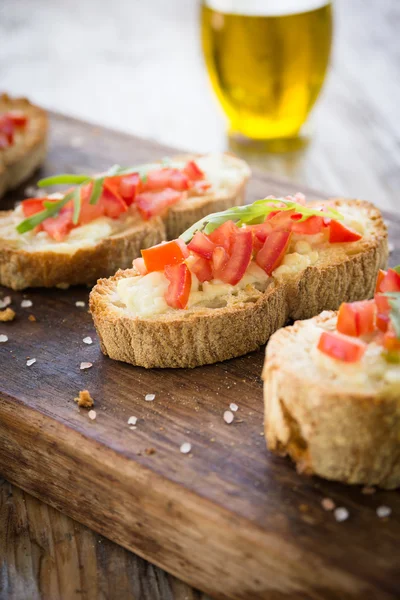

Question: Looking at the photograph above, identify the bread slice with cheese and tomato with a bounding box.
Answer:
[90,195,388,369]
[0,93,48,199]
[263,267,400,489]
[0,153,250,289]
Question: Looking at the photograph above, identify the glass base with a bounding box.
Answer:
[228,131,311,154]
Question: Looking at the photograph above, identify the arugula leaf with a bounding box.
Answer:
[179,198,344,243]
[38,174,90,187]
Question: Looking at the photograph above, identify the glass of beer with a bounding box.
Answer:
[201,0,333,152]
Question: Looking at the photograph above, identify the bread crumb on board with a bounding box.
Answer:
[74,390,94,408]
[0,308,16,322]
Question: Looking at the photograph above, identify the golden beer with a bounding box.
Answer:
[201,0,333,148]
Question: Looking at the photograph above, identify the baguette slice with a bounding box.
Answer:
[0,153,249,290]
[90,199,388,369]
[163,153,250,239]
[0,94,48,199]
[262,311,400,489]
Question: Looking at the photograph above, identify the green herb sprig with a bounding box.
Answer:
[16,160,172,235]
[179,198,344,243]
[384,291,400,338]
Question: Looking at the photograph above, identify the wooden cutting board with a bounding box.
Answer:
[1,112,400,600]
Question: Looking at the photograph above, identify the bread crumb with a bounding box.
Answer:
[361,486,376,495]
[127,416,137,426]
[83,336,93,345]
[0,308,15,322]
[88,410,97,420]
[145,393,155,402]
[321,498,336,511]
[75,301,86,307]
[74,390,94,408]
[28,314,37,322]
[229,403,238,412]
[0,296,12,309]
[0,334,9,343]
[223,410,234,424]
[80,362,93,370]
[145,447,156,455]
[376,505,391,518]
[26,358,36,366]
[180,442,192,454]
[334,507,349,522]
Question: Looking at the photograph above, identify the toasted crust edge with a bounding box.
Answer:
[262,313,400,489]
[0,216,165,290]
[0,94,48,198]
[90,199,388,369]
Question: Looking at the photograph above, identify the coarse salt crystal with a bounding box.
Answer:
[0,334,8,343]
[230,403,238,412]
[26,358,36,366]
[334,507,349,522]
[83,336,93,345]
[75,301,86,307]
[321,498,336,511]
[21,300,33,308]
[128,416,138,426]
[88,410,97,420]
[0,296,11,309]
[145,393,155,402]
[223,410,234,424]
[376,505,391,518]
[180,442,192,454]
[80,362,93,370]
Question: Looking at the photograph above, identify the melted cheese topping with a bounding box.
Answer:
[117,262,268,317]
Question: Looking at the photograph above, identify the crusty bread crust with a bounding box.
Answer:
[164,153,249,239]
[0,215,165,290]
[0,94,48,199]
[90,199,388,369]
[262,312,400,489]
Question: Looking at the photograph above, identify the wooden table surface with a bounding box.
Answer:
[1,1,399,599]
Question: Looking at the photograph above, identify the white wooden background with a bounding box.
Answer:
[1,0,399,211]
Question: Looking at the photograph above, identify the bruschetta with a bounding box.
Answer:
[0,94,48,199]
[263,267,400,489]
[0,153,249,289]
[90,196,388,368]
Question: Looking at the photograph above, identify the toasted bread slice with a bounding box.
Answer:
[262,311,400,489]
[163,153,250,239]
[90,199,388,369]
[0,208,165,289]
[0,94,48,199]
[0,153,249,290]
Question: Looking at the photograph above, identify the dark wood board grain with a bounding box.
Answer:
[1,112,400,600]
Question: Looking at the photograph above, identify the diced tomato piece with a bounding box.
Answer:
[0,115,14,143]
[337,300,376,337]
[377,312,390,333]
[256,231,292,275]
[136,189,182,219]
[144,169,174,191]
[187,231,216,260]
[212,246,229,275]
[164,263,192,309]
[168,170,190,191]
[41,208,74,242]
[141,239,188,273]
[216,229,253,285]
[208,220,238,252]
[76,182,104,224]
[267,209,296,232]
[21,197,47,217]
[183,160,204,181]
[383,330,400,352]
[132,257,148,276]
[119,173,140,204]
[379,268,400,293]
[317,331,366,363]
[6,110,28,127]
[375,293,390,315]
[291,215,324,235]
[329,220,362,243]
[249,221,273,244]
[190,256,213,282]
[375,269,387,293]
